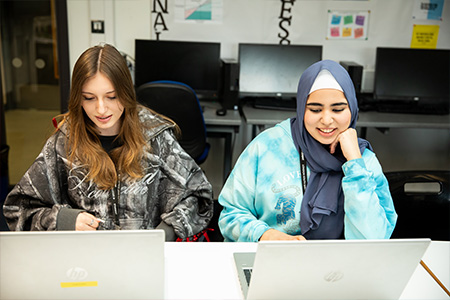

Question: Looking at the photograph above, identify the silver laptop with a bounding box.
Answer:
[234,239,431,300]
[0,230,165,300]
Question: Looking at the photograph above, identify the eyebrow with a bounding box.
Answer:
[306,102,348,107]
[81,90,115,95]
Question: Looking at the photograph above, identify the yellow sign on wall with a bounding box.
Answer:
[411,25,440,49]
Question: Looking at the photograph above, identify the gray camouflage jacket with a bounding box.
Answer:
[3,107,213,239]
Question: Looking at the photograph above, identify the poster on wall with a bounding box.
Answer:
[174,0,223,23]
[326,10,370,40]
[412,0,444,20]
[411,24,440,48]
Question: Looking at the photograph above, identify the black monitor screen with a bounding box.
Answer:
[374,47,450,102]
[134,39,221,99]
[238,44,322,98]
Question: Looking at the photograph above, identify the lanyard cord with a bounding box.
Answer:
[299,149,308,195]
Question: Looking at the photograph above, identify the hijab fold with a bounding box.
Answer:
[290,60,372,239]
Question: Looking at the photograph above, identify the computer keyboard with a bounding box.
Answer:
[358,93,450,115]
[377,102,450,115]
[252,97,297,111]
[243,267,253,285]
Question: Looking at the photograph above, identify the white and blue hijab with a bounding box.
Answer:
[290,60,372,239]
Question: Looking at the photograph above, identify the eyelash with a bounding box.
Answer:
[82,96,117,101]
[308,108,345,113]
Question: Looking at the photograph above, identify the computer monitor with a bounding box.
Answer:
[374,47,450,114]
[134,39,221,100]
[238,43,323,99]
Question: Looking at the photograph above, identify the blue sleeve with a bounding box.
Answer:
[342,150,397,239]
[218,141,271,242]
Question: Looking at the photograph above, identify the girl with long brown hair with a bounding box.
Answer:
[4,44,213,240]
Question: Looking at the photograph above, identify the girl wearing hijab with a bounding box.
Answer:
[3,44,213,240]
[218,60,397,241]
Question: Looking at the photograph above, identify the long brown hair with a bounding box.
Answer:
[59,44,155,190]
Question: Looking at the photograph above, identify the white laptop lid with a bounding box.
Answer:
[236,239,431,300]
[0,230,165,300]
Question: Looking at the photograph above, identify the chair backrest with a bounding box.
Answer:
[136,81,209,164]
[385,171,450,241]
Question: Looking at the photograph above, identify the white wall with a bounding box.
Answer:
[67,0,152,69]
[67,0,450,91]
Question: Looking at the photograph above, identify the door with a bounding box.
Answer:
[0,0,69,202]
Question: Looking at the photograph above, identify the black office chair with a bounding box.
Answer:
[136,80,210,165]
[207,200,224,242]
[385,171,450,241]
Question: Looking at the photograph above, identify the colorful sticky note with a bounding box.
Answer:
[331,15,341,25]
[343,15,353,25]
[342,27,352,37]
[411,24,440,49]
[355,15,365,26]
[355,28,364,39]
[330,27,340,37]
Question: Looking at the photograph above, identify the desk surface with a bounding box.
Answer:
[201,101,242,127]
[164,241,450,300]
[242,104,450,129]
[242,104,295,126]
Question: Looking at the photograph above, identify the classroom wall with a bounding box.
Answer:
[66,0,450,185]
[67,0,450,91]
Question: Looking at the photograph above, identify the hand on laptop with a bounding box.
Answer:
[259,229,306,241]
[76,212,101,231]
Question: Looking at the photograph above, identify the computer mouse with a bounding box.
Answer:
[216,108,227,116]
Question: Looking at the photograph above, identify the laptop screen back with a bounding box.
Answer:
[0,230,165,300]
[235,239,430,300]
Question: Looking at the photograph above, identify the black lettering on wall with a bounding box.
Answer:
[152,0,169,40]
[278,0,295,45]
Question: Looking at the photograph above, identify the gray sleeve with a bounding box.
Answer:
[3,132,71,231]
[155,130,214,239]
[56,207,85,230]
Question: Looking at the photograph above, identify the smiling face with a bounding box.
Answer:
[81,72,124,136]
[303,89,351,145]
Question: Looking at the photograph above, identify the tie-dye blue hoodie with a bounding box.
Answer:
[218,119,397,242]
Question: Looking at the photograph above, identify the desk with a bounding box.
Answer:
[201,101,242,181]
[357,111,450,129]
[242,104,450,138]
[357,111,450,138]
[164,241,450,299]
[242,104,295,127]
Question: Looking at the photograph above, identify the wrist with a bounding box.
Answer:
[259,229,276,241]
[346,152,362,161]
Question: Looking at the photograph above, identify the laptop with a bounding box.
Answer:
[0,230,165,300]
[234,239,431,300]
